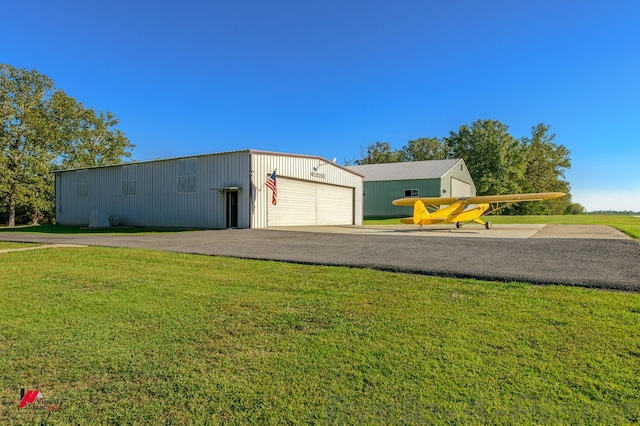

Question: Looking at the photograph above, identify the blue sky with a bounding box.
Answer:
[3,0,639,211]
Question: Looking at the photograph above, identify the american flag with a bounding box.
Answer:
[266,170,277,205]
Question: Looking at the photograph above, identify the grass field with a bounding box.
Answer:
[365,215,640,239]
[0,224,191,236]
[0,242,39,250]
[1,247,639,424]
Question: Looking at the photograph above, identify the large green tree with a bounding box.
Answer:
[401,137,447,161]
[1,64,134,226]
[444,119,526,196]
[1,65,60,226]
[57,103,133,169]
[516,123,572,214]
[356,141,403,164]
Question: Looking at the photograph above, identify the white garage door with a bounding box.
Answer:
[451,177,472,197]
[268,178,354,226]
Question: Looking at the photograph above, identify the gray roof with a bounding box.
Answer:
[347,159,462,181]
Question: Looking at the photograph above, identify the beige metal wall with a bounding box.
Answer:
[55,151,251,228]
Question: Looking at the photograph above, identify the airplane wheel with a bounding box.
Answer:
[485,221,492,230]
[455,222,462,229]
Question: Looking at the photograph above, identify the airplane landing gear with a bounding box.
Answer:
[455,222,463,229]
[485,221,492,230]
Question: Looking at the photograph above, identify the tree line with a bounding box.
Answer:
[355,119,583,215]
[1,64,133,226]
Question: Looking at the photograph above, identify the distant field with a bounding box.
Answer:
[1,247,639,424]
[364,215,640,239]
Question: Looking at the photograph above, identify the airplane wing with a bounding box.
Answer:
[392,197,459,206]
[392,192,565,207]
[462,192,566,204]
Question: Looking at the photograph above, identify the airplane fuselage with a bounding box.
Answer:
[400,201,490,225]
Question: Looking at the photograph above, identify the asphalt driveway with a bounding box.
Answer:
[1,224,638,292]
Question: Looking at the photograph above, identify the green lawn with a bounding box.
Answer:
[1,247,639,424]
[0,224,191,235]
[0,242,39,250]
[365,215,640,239]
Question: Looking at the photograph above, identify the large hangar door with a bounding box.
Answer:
[316,184,353,225]
[451,177,472,197]
[269,178,316,226]
[267,178,354,227]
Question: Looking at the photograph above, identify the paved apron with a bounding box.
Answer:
[1,225,638,292]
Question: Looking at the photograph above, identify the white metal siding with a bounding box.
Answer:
[267,178,353,226]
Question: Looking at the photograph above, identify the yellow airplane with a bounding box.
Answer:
[392,192,566,230]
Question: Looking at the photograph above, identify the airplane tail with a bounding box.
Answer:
[412,200,430,224]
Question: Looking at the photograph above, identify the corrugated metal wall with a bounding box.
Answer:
[55,150,363,229]
[56,151,251,228]
[363,179,441,217]
[250,151,363,228]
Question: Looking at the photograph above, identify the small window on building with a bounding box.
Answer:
[404,189,419,198]
[76,170,88,198]
[122,165,137,196]
[178,158,197,193]
[363,190,367,199]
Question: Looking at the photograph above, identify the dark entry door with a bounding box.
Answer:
[226,191,238,228]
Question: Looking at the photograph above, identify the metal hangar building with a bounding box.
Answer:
[54,150,364,229]
[347,159,476,218]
